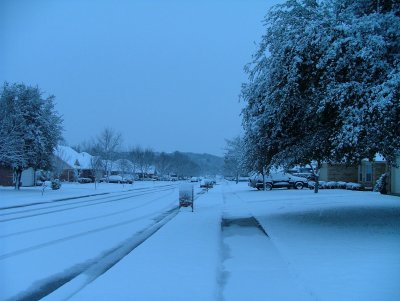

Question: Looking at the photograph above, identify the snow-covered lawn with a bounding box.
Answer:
[1,181,399,300]
[223,183,400,301]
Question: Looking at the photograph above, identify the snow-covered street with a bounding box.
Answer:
[0,182,182,300]
[1,181,399,301]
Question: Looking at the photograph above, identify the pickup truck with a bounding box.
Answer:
[248,172,308,190]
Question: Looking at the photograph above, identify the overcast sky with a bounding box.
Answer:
[0,0,283,156]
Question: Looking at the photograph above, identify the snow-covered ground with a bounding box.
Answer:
[0,182,163,209]
[1,181,399,300]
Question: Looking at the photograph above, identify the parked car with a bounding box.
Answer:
[200,179,214,189]
[108,175,127,184]
[291,172,315,181]
[190,177,199,182]
[169,174,178,181]
[248,172,308,190]
[123,175,134,184]
[78,177,92,184]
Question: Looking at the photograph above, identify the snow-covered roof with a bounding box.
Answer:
[54,145,93,169]
[373,154,385,162]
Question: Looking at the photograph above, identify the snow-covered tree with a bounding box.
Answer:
[90,155,103,189]
[155,152,173,177]
[223,136,248,183]
[129,146,155,179]
[241,0,400,192]
[95,127,122,178]
[169,151,200,177]
[0,82,63,189]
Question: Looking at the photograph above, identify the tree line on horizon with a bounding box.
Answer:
[71,128,209,181]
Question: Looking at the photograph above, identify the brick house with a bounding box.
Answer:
[319,156,387,190]
[358,158,386,190]
[0,166,35,187]
[390,155,400,195]
[53,145,94,181]
[319,163,358,183]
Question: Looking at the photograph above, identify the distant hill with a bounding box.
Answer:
[184,152,224,176]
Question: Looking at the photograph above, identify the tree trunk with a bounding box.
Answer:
[14,167,22,190]
[314,161,321,194]
[262,167,266,191]
[385,159,392,194]
[314,173,319,194]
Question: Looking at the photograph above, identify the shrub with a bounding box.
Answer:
[374,173,387,194]
[51,179,61,190]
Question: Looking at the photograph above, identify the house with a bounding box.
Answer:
[319,163,358,183]
[319,155,387,190]
[390,155,400,195]
[358,157,386,190]
[136,165,157,180]
[0,166,35,187]
[53,145,94,181]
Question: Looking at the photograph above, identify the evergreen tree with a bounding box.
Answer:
[0,83,63,189]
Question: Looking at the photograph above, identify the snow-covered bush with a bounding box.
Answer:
[326,181,338,189]
[374,173,387,194]
[337,181,347,189]
[346,182,364,191]
[51,179,61,190]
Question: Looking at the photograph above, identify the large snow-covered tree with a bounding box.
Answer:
[241,0,400,190]
[0,83,63,189]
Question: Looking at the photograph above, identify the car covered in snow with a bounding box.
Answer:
[78,177,92,184]
[248,172,308,190]
[200,179,214,189]
[107,175,127,184]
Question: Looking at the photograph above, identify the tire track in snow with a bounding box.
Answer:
[0,186,175,223]
[7,207,180,301]
[0,202,178,261]
[0,189,176,239]
[0,184,175,217]
[0,184,175,212]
